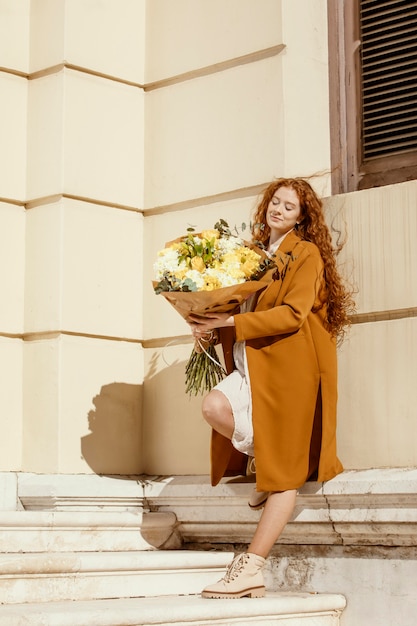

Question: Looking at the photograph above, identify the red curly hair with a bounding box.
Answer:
[252,178,355,342]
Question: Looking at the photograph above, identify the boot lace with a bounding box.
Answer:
[223,553,249,583]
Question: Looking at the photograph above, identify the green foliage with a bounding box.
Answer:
[154,273,197,294]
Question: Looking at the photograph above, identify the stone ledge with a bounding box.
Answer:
[16,473,145,511]
[1,469,416,547]
[144,469,417,546]
[0,510,179,552]
[0,473,19,511]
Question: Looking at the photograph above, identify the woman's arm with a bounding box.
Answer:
[188,246,324,340]
[235,250,324,341]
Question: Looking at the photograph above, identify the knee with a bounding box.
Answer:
[202,390,228,427]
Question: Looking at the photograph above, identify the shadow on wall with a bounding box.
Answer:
[81,382,143,475]
[141,349,213,476]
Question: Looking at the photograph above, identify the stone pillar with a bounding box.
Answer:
[0,0,146,474]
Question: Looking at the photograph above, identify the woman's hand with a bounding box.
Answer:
[188,312,235,339]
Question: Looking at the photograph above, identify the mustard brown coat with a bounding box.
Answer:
[211,230,343,491]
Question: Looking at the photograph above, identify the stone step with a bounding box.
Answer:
[0,510,179,552]
[0,592,347,626]
[0,550,234,604]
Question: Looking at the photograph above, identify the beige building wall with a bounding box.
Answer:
[331,182,417,469]
[0,0,416,478]
[0,0,145,474]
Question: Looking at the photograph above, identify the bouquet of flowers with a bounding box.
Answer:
[153,220,274,395]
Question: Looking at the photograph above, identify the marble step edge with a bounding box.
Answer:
[0,550,235,605]
[0,549,233,575]
[0,592,347,626]
[0,510,167,526]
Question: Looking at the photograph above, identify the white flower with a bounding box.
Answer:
[183,269,205,290]
[153,248,184,279]
[217,235,243,256]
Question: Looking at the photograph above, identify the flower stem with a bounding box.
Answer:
[185,346,225,396]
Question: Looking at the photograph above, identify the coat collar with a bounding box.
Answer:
[274,229,302,255]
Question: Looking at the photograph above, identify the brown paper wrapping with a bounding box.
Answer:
[154,279,269,321]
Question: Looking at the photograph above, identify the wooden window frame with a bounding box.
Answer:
[328,0,417,194]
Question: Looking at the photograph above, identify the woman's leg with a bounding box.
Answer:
[201,391,297,597]
[248,490,297,558]
[203,390,296,558]
[202,389,234,440]
[202,490,297,598]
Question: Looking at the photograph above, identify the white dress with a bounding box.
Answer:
[214,296,256,455]
[213,232,291,456]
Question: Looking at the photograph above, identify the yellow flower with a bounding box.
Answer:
[203,275,222,291]
[200,229,219,242]
[191,256,206,272]
[222,251,239,264]
[227,266,245,280]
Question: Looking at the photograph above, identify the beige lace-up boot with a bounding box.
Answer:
[201,552,266,599]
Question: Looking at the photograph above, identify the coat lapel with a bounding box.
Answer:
[256,230,302,308]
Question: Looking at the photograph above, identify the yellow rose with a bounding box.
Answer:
[191,256,206,272]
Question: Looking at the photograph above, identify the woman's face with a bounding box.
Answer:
[266,186,302,241]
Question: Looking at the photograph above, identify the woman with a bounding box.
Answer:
[188,177,354,599]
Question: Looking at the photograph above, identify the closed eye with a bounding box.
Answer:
[272,197,296,211]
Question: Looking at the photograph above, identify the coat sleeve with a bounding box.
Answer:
[234,246,324,341]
